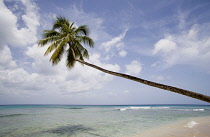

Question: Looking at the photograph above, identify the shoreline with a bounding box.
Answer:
[133,116,210,137]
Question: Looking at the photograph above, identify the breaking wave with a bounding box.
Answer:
[117,107,206,112]
[118,106,170,111]
[184,121,199,128]
[174,109,205,112]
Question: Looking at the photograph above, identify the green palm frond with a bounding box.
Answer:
[38,16,94,67]
[75,25,90,36]
[38,36,61,47]
[66,47,76,69]
[77,36,94,48]
[73,45,84,59]
[74,41,89,59]
[50,38,68,65]
[83,48,89,59]
[44,39,62,55]
[69,22,75,29]
[53,16,70,30]
[43,30,60,38]
[61,24,70,34]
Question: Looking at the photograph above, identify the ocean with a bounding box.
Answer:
[0,105,210,137]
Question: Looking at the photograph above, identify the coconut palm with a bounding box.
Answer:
[38,16,210,103]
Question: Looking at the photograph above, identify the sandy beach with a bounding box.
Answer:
[133,116,210,137]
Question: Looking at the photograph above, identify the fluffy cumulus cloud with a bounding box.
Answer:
[0,43,121,96]
[0,68,40,96]
[26,45,120,94]
[125,60,142,75]
[153,24,210,69]
[0,0,41,96]
[0,0,39,47]
[0,45,17,69]
[153,39,177,55]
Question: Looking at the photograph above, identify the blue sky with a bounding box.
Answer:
[0,0,210,105]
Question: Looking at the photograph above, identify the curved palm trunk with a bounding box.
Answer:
[76,59,210,103]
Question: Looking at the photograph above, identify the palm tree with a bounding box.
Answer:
[38,16,210,103]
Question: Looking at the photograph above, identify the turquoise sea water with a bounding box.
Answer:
[0,105,210,137]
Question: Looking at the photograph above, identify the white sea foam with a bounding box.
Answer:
[130,107,152,110]
[119,108,127,111]
[118,107,206,112]
[193,109,205,111]
[119,107,151,111]
[170,108,205,112]
[184,121,199,128]
[119,106,170,111]
[152,107,170,109]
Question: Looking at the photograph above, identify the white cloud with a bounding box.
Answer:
[101,29,128,52]
[26,44,57,75]
[119,50,127,57]
[0,0,39,47]
[0,45,17,69]
[26,44,119,94]
[0,68,38,96]
[0,44,121,96]
[125,60,142,75]
[0,1,42,96]
[153,39,177,55]
[153,24,210,69]
[21,0,40,34]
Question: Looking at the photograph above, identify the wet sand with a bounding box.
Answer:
[133,116,210,137]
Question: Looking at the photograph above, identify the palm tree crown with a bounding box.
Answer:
[38,16,94,68]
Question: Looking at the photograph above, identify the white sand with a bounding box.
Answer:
[133,116,210,137]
